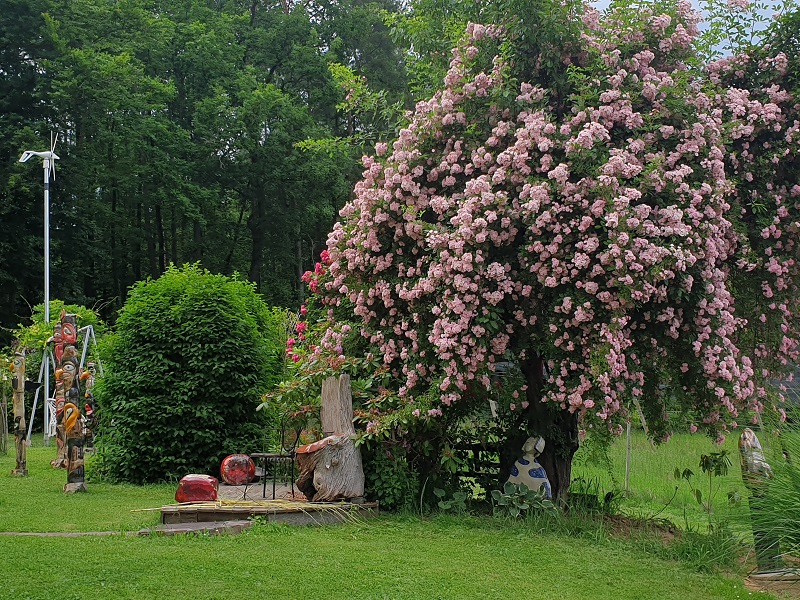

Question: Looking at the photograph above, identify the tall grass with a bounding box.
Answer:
[572,429,749,530]
[747,425,800,559]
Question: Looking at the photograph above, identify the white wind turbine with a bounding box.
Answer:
[19,133,59,446]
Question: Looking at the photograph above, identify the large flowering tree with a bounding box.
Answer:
[294,0,800,500]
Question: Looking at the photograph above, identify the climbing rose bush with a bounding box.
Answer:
[303,1,799,451]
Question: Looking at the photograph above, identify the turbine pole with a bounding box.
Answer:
[18,138,59,446]
[42,154,51,446]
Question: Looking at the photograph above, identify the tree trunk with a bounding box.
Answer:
[296,234,303,305]
[295,375,364,501]
[144,206,157,276]
[499,354,579,503]
[134,201,142,281]
[155,204,166,274]
[170,206,178,266]
[193,220,203,261]
[247,189,266,290]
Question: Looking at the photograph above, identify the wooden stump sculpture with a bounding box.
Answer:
[739,427,783,572]
[295,374,365,501]
[10,352,28,476]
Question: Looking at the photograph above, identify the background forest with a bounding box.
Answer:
[0,0,416,344]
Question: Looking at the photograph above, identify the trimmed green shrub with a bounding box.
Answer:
[94,264,286,483]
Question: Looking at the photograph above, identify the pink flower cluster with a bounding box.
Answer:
[309,5,799,436]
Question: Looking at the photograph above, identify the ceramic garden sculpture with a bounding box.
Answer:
[507,436,552,499]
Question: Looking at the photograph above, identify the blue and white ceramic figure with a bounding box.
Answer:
[507,436,552,499]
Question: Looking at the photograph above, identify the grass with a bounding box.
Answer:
[0,435,771,600]
[0,438,174,532]
[572,429,750,530]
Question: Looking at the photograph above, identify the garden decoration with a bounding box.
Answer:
[220,454,256,486]
[63,401,87,493]
[739,428,783,572]
[296,374,365,501]
[80,362,98,449]
[506,436,552,499]
[10,352,29,476]
[49,310,87,494]
[176,474,219,502]
[1,370,7,456]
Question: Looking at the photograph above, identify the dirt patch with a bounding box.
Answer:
[603,514,678,543]
[744,573,800,598]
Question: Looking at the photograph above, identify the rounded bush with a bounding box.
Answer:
[94,264,285,484]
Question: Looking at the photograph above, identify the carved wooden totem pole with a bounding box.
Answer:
[295,374,365,501]
[49,310,87,492]
[10,352,28,476]
[80,362,98,449]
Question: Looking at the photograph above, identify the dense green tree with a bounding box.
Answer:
[1,0,408,336]
[0,0,55,345]
[94,264,286,483]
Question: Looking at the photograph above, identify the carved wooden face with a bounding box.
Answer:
[62,345,78,363]
[82,362,96,392]
[62,321,77,345]
[12,353,24,377]
[61,362,76,389]
[63,403,81,434]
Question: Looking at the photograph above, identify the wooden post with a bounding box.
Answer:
[295,374,364,501]
[625,420,631,494]
[1,376,8,456]
[10,353,28,476]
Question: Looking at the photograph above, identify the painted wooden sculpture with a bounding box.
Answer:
[48,310,88,492]
[295,374,365,501]
[739,427,783,572]
[507,436,552,499]
[10,352,28,476]
[80,361,98,449]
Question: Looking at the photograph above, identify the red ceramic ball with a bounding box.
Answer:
[220,454,256,485]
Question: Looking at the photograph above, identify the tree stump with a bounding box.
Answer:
[295,375,364,501]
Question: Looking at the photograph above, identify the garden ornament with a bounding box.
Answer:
[295,375,364,501]
[49,310,88,492]
[739,428,783,572]
[507,436,552,499]
[10,352,28,476]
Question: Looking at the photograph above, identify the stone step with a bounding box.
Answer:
[138,520,252,537]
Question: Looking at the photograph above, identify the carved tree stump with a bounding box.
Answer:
[295,375,364,501]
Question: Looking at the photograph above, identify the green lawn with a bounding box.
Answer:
[0,436,766,600]
[573,429,751,530]
[0,441,174,532]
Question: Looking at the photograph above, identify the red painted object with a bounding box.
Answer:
[175,474,218,503]
[220,454,256,485]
